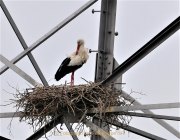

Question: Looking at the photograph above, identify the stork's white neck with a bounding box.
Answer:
[68,44,89,66]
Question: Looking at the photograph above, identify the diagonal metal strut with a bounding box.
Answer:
[116,112,180,121]
[121,90,180,138]
[104,118,166,140]
[26,115,63,140]
[0,55,39,87]
[0,0,48,86]
[101,16,180,85]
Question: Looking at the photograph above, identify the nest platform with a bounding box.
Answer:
[15,82,131,132]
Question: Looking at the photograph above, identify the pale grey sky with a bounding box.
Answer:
[0,0,179,140]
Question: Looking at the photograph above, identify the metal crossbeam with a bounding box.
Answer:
[84,120,116,140]
[26,115,63,140]
[1,101,180,120]
[0,112,22,118]
[116,112,180,121]
[0,1,48,86]
[0,55,39,87]
[121,90,180,138]
[101,16,180,85]
[105,119,166,140]
[0,0,98,75]
[88,102,180,114]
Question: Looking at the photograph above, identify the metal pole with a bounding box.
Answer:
[0,1,48,86]
[0,0,98,75]
[101,16,180,85]
[92,0,117,140]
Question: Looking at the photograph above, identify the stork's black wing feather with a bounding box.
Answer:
[55,57,71,81]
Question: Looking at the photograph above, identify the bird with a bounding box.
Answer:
[55,39,89,86]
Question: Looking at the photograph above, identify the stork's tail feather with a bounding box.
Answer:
[55,75,61,81]
[55,71,65,81]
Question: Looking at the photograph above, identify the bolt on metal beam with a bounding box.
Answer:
[0,55,39,87]
[101,16,180,85]
[0,0,98,75]
[121,90,180,138]
[0,0,48,86]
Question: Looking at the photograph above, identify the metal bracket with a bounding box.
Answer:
[92,9,107,14]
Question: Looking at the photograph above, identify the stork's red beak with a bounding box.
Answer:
[75,43,80,55]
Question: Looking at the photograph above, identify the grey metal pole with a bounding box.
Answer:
[92,0,117,140]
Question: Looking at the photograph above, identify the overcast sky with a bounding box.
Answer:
[0,0,179,140]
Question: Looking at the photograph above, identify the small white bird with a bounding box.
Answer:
[55,39,89,86]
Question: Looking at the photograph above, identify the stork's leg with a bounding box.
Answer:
[71,72,74,86]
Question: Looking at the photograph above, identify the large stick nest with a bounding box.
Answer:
[14,82,132,133]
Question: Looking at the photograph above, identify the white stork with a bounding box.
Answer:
[55,39,89,86]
